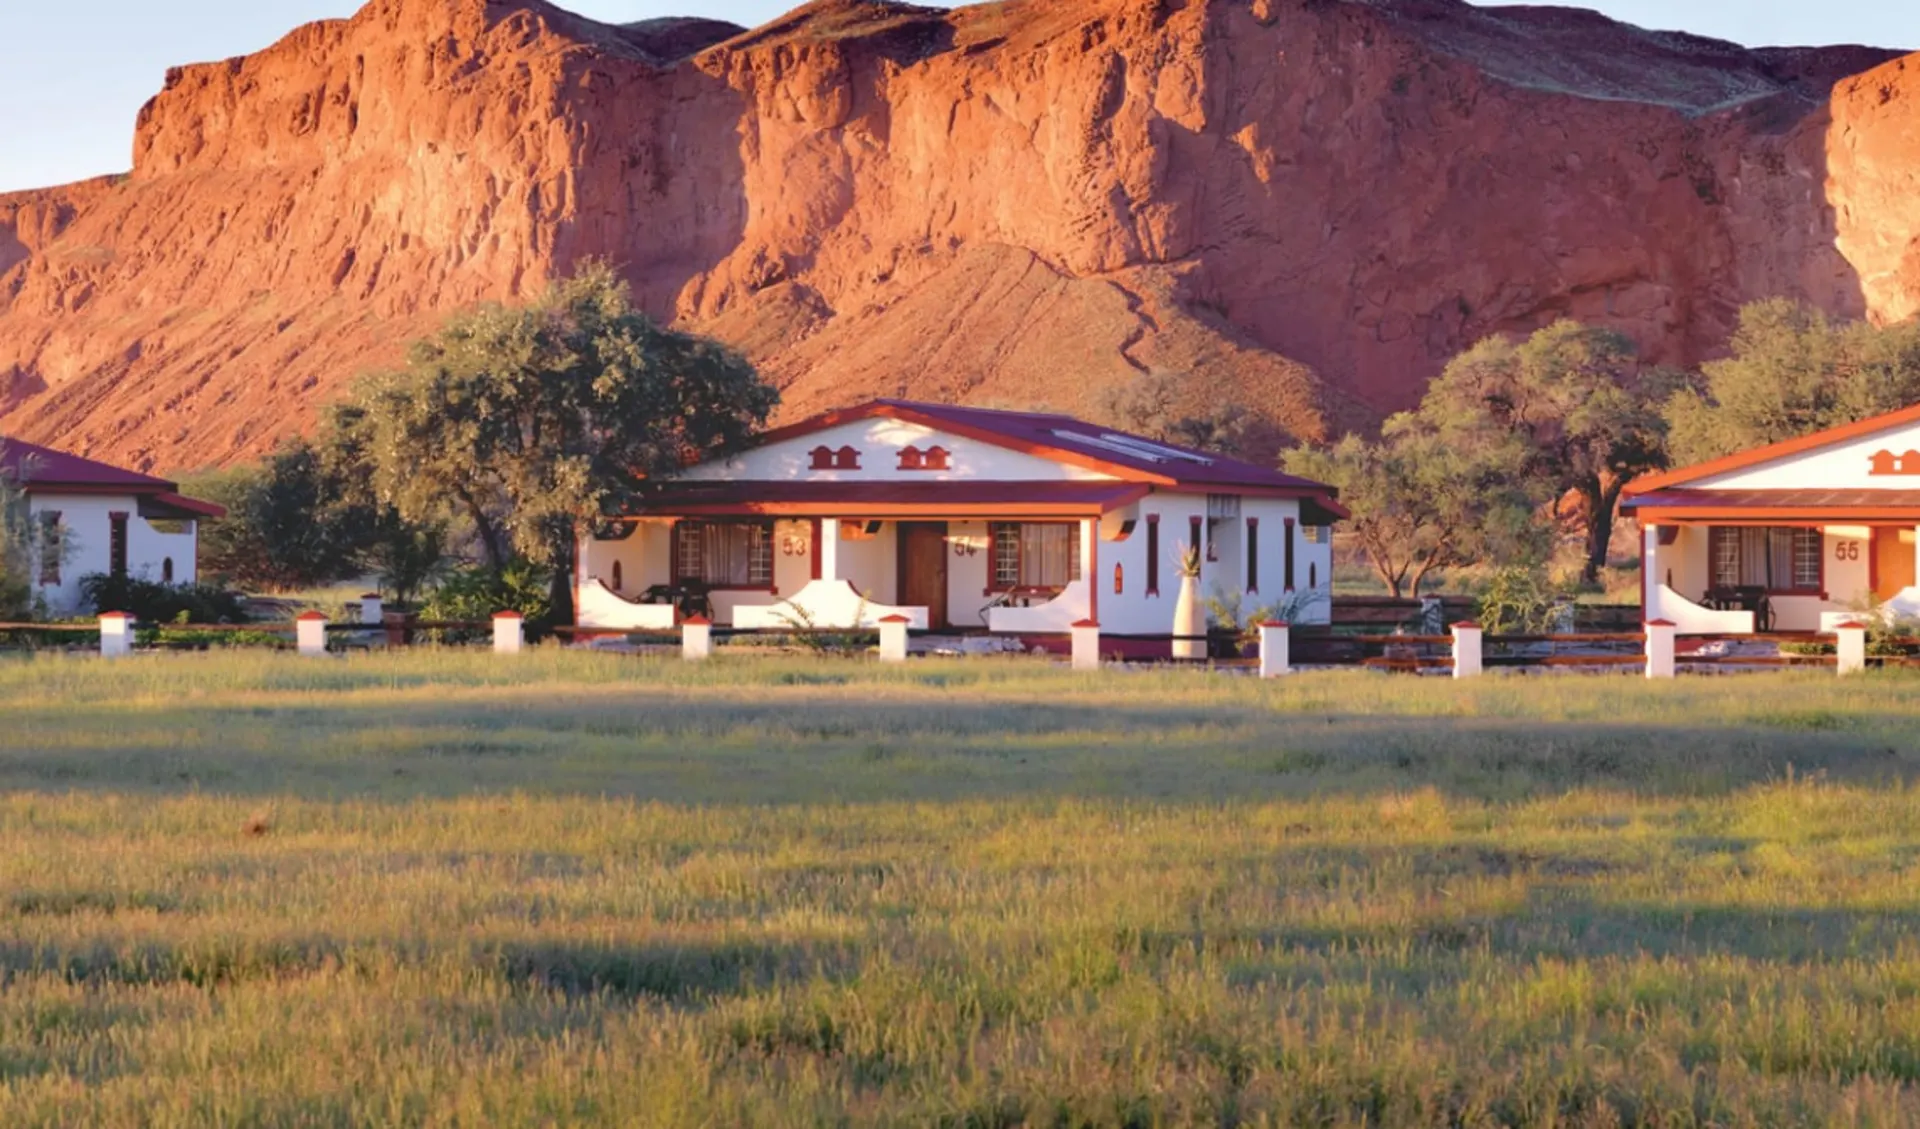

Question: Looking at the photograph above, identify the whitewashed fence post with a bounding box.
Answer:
[1258,621,1291,678]
[1451,622,1484,679]
[1644,619,1676,679]
[1071,619,1101,672]
[682,615,713,661]
[1836,620,1868,676]
[98,612,133,659]
[493,611,525,655]
[877,615,910,663]
[296,612,328,657]
[359,593,383,626]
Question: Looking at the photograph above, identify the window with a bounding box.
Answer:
[1709,527,1822,591]
[1303,524,1325,544]
[1189,516,1203,574]
[674,521,774,588]
[1246,517,1260,594]
[611,561,624,592]
[1284,517,1297,592]
[162,557,175,585]
[898,445,950,471]
[1146,515,1160,597]
[990,523,1082,590]
[109,512,129,579]
[37,512,61,586]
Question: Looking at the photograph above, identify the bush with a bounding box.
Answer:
[77,574,251,625]
[1474,567,1572,636]
[420,561,553,637]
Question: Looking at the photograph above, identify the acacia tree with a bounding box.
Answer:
[1283,421,1544,598]
[1420,321,1675,584]
[0,446,36,618]
[351,262,778,622]
[1666,299,1920,465]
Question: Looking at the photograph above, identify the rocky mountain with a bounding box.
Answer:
[0,0,1915,471]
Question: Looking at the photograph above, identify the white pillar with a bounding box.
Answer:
[877,615,910,662]
[296,613,328,657]
[818,518,842,582]
[1643,525,1663,613]
[682,615,713,661]
[1258,621,1291,678]
[1836,619,1868,675]
[493,611,525,655]
[359,593,383,626]
[1451,621,1484,679]
[1071,619,1101,672]
[98,612,133,659]
[1645,619,1676,679]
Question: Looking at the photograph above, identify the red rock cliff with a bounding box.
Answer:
[0,0,1915,470]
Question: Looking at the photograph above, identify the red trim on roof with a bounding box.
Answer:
[624,480,1154,518]
[1624,487,1920,523]
[1626,402,1920,494]
[149,492,227,519]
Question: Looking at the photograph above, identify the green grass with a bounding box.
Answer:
[4,651,1920,1124]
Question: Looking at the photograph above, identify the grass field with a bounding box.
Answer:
[3,651,1920,1126]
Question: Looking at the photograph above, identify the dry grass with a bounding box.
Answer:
[1,650,1920,1125]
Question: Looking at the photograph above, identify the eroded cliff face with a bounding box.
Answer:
[0,0,1915,470]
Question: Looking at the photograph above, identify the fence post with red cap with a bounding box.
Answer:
[296,612,328,657]
[1258,621,1290,678]
[98,612,133,659]
[682,615,713,661]
[1836,619,1868,675]
[1451,622,1483,679]
[1071,619,1101,672]
[877,615,910,663]
[493,611,525,655]
[1644,619,1676,679]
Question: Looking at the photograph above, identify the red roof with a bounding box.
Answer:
[630,480,1154,517]
[1623,487,1920,520]
[1,437,173,491]
[2,436,225,517]
[749,399,1345,514]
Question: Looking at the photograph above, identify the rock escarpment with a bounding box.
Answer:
[0,0,1916,470]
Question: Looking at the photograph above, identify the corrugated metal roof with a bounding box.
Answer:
[0,437,173,490]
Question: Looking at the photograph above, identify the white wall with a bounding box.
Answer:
[678,419,1118,483]
[1647,523,1879,632]
[24,492,198,617]
[1694,420,1920,489]
[947,520,992,629]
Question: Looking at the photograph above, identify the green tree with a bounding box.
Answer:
[1283,420,1545,598]
[1666,299,1920,465]
[0,446,37,619]
[180,444,370,591]
[1095,371,1277,459]
[1420,321,1675,585]
[350,262,777,622]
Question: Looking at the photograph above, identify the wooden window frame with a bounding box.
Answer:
[671,520,777,591]
[1246,517,1260,595]
[110,512,130,580]
[986,521,1083,594]
[37,511,61,586]
[1146,515,1161,597]
[1284,517,1297,593]
[1707,525,1825,596]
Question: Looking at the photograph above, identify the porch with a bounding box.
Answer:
[1641,518,1920,633]
[576,514,1106,634]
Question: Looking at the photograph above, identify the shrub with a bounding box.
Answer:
[1475,567,1572,636]
[76,574,250,625]
[420,561,553,637]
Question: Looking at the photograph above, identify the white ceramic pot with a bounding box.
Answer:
[1172,574,1206,660]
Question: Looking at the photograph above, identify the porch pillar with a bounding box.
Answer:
[1642,524,1662,613]
[1081,517,1099,623]
[819,518,843,582]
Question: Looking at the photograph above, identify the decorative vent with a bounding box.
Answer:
[899,445,951,471]
[1869,450,1920,476]
[810,445,862,471]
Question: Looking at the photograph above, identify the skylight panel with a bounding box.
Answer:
[1051,430,1214,465]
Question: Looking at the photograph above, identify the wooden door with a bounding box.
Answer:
[898,523,950,630]
[1876,528,1917,600]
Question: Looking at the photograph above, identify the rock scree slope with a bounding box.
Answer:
[0,0,1916,471]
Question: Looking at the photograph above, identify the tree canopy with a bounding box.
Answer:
[1665,299,1920,465]
[348,262,778,620]
[1418,320,1675,583]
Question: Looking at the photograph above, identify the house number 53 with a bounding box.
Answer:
[1836,541,1861,561]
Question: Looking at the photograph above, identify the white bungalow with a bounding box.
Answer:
[1622,402,1920,633]
[575,400,1346,645]
[2,437,225,616]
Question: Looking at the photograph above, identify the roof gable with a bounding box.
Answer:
[741,399,1337,494]
[1628,403,1920,495]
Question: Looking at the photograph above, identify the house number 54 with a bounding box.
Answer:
[1836,541,1861,561]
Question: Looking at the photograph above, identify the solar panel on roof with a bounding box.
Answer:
[1050,430,1214,466]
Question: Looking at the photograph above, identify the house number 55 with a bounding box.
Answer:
[1836,541,1861,561]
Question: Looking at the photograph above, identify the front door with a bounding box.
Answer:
[1876,527,1917,601]
[898,522,950,630]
